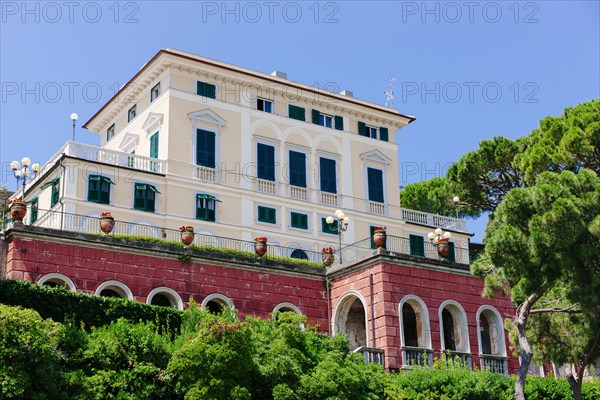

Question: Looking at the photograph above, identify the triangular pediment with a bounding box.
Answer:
[119,133,139,153]
[142,112,164,133]
[359,149,391,165]
[188,109,226,126]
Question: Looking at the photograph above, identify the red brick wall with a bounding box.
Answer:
[5,236,329,330]
[330,262,519,373]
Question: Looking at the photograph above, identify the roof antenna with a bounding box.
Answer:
[384,76,396,108]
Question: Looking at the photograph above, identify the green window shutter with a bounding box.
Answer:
[289,105,305,121]
[321,218,338,235]
[134,184,146,210]
[150,132,159,159]
[258,206,276,224]
[447,242,456,262]
[379,127,389,142]
[291,212,308,229]
[358,121,368,137]
[197,81,216,99]
[334,115,343,130]
[88,176,100,202]
[312,109,320,125]
[30,199,38,224]
[51,179,60,208]
[409,235,425,257]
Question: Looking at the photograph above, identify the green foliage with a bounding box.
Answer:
[400,177,479,218]
[0,279,182,336]
[0,304,66,400]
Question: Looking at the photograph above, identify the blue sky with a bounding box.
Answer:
[1,0,599,240]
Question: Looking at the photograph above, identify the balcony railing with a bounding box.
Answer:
[443,351,472,369]
[64,141,166,174]
[195,166,216,182]
[256,178,276,194]
[340,235,471,266]
[320,192,339,207]
[480,355,508,375]
[354,346,385,367]
[401,346,433,368]
[4,208,325,265]
[400,208,466,232]
[369,201,386,215]
[289,186,307,201]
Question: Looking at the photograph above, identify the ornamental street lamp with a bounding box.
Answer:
[326,209,350,263]
[453,196,460,218]
[428,228,452,259]
[71,112,79,141]
[11,157,40,194]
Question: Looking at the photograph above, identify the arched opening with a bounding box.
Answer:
[95,280,133,300]
[334,293,368,351]
[202,294,233,315]
[402,303,419,347]
[151,294,172,307]
[479,314,492,355]
[290,249,308,260]
[37,273,76,291]
[100,289,122,298]
[146,287,184,310]
[442,308,456,351]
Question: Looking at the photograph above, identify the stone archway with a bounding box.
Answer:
[334,293,368,350]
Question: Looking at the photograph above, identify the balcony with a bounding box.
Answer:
[320,191,339,207]
[289,186,308,201]
[400,208,466,232]
[354,346,385,367]
[256,178,276,195]
[340,235,471,267]
[443,351,472,369]
[195,166,216,182]
[3,208,325,266]
[480,355,508,375]
[369,201,386,216]
[401,346,433,369]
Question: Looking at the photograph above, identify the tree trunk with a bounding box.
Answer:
[566,373,583,400]
[515,291,543,400]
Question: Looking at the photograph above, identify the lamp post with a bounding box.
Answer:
[326,209,350,263]
[428,228,452,259]
[10,157,40,194]
[453,196,460,218]
[71,113,79,141]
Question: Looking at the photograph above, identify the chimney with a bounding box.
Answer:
[271,70,287,79]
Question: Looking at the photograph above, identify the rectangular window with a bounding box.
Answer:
[106,123,115,141]
[134,183,159,212]
[150,132,159,158]
[51,178,60,208]
[409,234,425,257]
[196,129,216,168]
[197,81,216,99]
[150,83,161,102]
[289,150,306,188]
[358,121,388,141]
[258,206,276,224]
[288,105,305,121]
[290,212,308,230]
[312,109,342,130]
[367,168,384,203]
[321,217,338,235]
[127,150,135,168]
[319,157,337,194]
[196,194,217,222]
[128,104,137,122]
[30,198,38,224]
[257,143,275,181]
[257,98,272,113]
[87,175,113,204]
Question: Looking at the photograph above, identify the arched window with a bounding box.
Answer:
[333,291,368,351]
[442,308,457,351]
[402,303,419,347]
[479,315,492,354]
[290,249,308,260]
[476,306,507,374]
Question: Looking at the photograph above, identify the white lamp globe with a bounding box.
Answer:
[32,163,41,173]
[21,157,31,167]
[342,216,349,225]
[71,113,79,121]
[434,228,442,235]
[326,216,334,225]
[10,160,20,171]
[427,232,435,240]
[453,196,460,203]
[443,231,452,239]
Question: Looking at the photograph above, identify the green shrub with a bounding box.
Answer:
[0,305,66,400]
[0,280,181,336]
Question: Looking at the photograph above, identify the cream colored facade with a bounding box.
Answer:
[13,49,470,258]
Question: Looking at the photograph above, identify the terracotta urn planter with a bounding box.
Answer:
[254,237,268,257]
[373,230,387,249]
[322,252,335,267]
[10,201,27,224]
[99,212,115,235]
[437,240,449,258]
[179,225,195,247]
